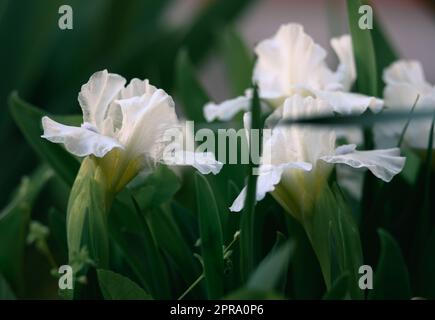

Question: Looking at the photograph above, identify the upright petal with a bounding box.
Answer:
[377,60,435,149]
[41,116,123,158]
[119,78,157,99]
[253,23,329,98]
[78,70,126,130]
[331,34,356,92]
[106,78,158,134]
[116,88,179,161]
[320,144,405,182]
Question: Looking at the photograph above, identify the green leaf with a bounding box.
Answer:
[366,1,398,94]
[400,148,421,185]
[130,196,171,299]
[8,92,80,187]
[132,164,181,209]
[279,110,434,128]
[97,269,152,300]
[0,165,52,291]
[369,229,411,300]
[303,185,363,299]
[240,84,261,281]
[323,273,350,300]
[219,26,253,96]
[347,0,377,97]
[331,186,364,299]
[247,241,294,292]
[418,229,435,298]
[347,0,378,149]
[195,173,225,299]
[0,272,15,300]
[147,206,203,296]
[67,157,109,270]
[175,50,209,122]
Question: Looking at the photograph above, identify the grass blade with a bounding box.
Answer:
[9,92,79,187]
[369,229,411,300]
[279,110,433,128]
[195,172,225,299]
[240,84,261,281]
[247,241,294,292]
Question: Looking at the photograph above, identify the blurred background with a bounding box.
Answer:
[0,0,434,298]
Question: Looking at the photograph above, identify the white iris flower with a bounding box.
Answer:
[42,70,222,194]
[230,95,405,220]
[375,60,435,150]
[204,23,383,122]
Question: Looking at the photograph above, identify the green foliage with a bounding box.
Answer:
[0,165,52,293]
[347,0,378,97]
[97,269,152,300]
[323,273,350,300]
[247,242,294,293]
[9,92,80,187]
[240,84,261,281]
[369,230,411,300]
[0,273,15,300]
[219,26,254,96]
[195,173,225,299]
[2,0,435,301]
[67,157,109,271]
[175,50,209,122]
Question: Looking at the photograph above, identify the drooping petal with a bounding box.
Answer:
[41,116,123,158]
[78,70,126,130]
[314,90,383,114]
[253,23,330,97]
[331,34,356,92]
[229,161,312,212]
[169,151,223,175]
[203,96,251,122]
[320,144,405,182]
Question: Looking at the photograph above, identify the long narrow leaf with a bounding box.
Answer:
[240,84,261,281]
[195,173,225,299]
[9,92,80,187]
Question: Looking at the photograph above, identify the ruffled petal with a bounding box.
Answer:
[203,96,251,122]
[167,151,223,175]
[377,60,435,149]
[115,87,181,162]
[320,144,405,182]
[253,23,329,97]
[314,90,383,114]
[330,34,356,91]
[78,70,126,130]
[106,78,158,133]
[229,161,312,212]
[384,60,429,87]
[41,116,123,158]
[119,78,157,99]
